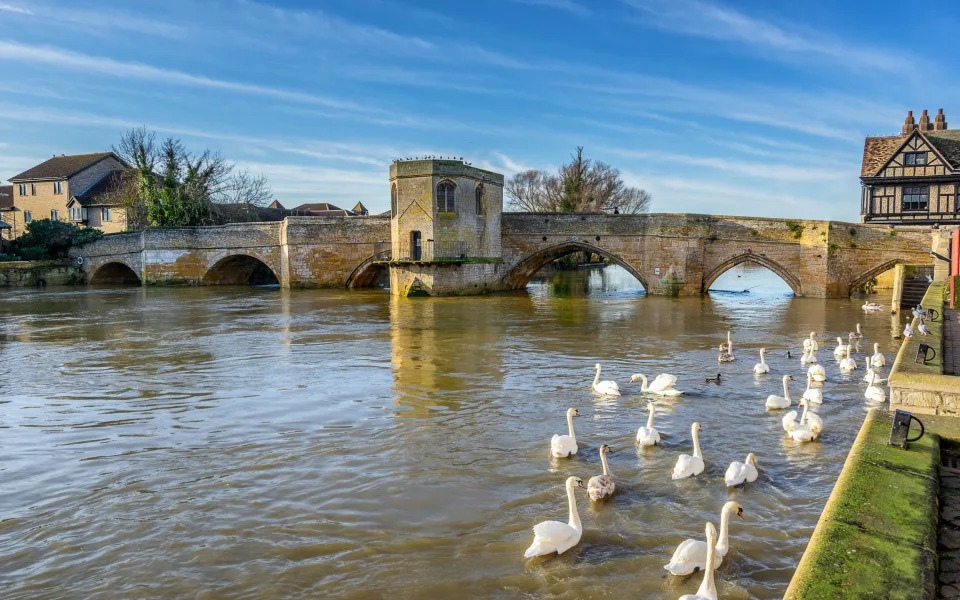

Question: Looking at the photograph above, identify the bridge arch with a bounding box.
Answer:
[504,241,647,289]
[346,254,389,288]
[847,258,910,295]
[202,254,279,285]
[89,261,142,285]
[701,253,801,295]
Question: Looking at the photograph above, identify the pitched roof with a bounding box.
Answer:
[268,200,286,210]
[10,152,122,181]
[352,201,368,214]
[861,135,908,177]
[924,130,960,170]
[0,185,12,210]
[292,202,343,212]
[70,169,128,207]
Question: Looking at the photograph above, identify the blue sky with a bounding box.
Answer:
[0,0,955,220]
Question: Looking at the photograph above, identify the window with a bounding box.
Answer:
[50,209,60,221]
[30,183,36,196]
[904,152,927,166]
[436,181,456,213]
[391,184,398,217]
[69,207,87,221]
[475,184,485,215]
[54,181,63,195]
[24,211,32,223]
[18,184,26,196]
[902,186,929,211]
[101,207,112,221]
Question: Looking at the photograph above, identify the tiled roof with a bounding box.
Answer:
[352,201,368,214]
[71,169,128,207]
[924,130,960,170]
[861,135,908,177]
[292,202,344,212]
[10,152,120,181]
[0,185,12,209]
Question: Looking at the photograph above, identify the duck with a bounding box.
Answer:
[765,374,794,410]
[592,363,620,396]
[630,373,684,396]
[705,373,721,384]
[833,336,850,359]
[550,408,580,458]
[587,445,615,501]
[717,339,735,363]
[808,361,826,383]
[636,402,661,446]
[863,358,886,384]
[523,476,587,558]
[839,346,857,372]
[665,501,743,576]
[870,343,886,368]
[918,318,931,336]
[724,453,759,487]
[753,348,770,374]
[849,323,863,340]
[865,371,886,404]
[802,331,818,352]
[801,371,823,405]
[903,322,914,339]
[800,348,818,365]
[676,522,720,600]
[671,422,705,479]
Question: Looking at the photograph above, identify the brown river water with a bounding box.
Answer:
[0,265,906,599]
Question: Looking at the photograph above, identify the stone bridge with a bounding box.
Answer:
[72,213,932,298]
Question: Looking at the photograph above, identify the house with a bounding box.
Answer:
[861,109,960,225]
[8,152,130,238]
[0,185,14,241]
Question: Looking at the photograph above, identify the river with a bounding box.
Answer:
[0,264,905,599]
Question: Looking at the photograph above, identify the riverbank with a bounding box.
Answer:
[0,260,82,287]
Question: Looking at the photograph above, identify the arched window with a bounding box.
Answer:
[476,184,485,216]
[391,184,398,217]
[437,181,456,213]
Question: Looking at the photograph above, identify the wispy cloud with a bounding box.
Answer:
[0,2,185,38]
[508,0,590,16]
[622,0,913,73]
[0,3,31,15]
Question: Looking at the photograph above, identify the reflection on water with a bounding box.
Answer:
[0,267,906,599]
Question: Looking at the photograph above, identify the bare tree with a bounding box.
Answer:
[505,169,551,212]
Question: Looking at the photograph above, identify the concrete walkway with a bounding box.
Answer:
[946,309,959,376]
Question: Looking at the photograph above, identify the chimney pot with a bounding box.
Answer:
[903,110,917,135]
[935,108,948,130]
[919,109,933,132]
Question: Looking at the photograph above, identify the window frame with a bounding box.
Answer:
[475,183,485,216]
[101,207,111,222]
[902,185,929,212]
[436,181,456,214]
[24,210,32,223]
[30,183,36,196]
[50,209,60,222]
[53,181,63,195]
[390,184,398,217]
[18,183,27,196]
[904,152,928,166]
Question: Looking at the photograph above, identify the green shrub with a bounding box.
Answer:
[0,252,18,262]
[11,219,104,260]
[17,246,48,261]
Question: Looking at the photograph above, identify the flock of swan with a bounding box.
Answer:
[525,322,890,600]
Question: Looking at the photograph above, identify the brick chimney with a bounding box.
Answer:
[919,109,933,132]
[902,110,917,134]
[934,108,948,130]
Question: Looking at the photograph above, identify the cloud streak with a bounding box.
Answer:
[508,0,590,16]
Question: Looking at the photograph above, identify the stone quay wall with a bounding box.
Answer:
[0,260,83,287]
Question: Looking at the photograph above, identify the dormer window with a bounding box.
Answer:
[904,152,927,166]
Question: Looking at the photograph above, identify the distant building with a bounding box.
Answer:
[861,109,960,225]
[8,152,130,238]
[0,185,14,241]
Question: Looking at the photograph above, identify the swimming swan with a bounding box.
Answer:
[765,374,794,410]
[802,331,818,352]
[800,349,818,365]
[863,357,886,384]
[718,339,735,363]
[587,444,615,501]
[676,522,720,600]
[787,398,820,442]
[636,402,661,446]
[523,476,586,558]
[630,373,684,396]
[724,453,759,487]
[753,348,770,374]
[833,336,849,359]
[870,343,886,368]
[801,371,823,405]
[865,371,886,404]
[850,323,863,339]
[839,346,857,372]
[719,331,732,352]
[592,363,620,396]
[862,301,883,313]
[671,422,705,479]
[550,408,580,458]
[665,501,743,576]
[807,361,826,382]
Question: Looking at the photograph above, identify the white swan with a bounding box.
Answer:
[677,522,720,600]
[870,343,886,368]
[550,408,580,458]
[808,361,826,382]
[863,357,886,384]
[833,336,849,359]
[802,331,818,352]
[839,346,857,372]
[862,301,884,313]
[665,501,743,576]
[865,371,886,404]
[630,373,684,396]
[717,339,734,363]
[523,476,586,558]
[788,397,820,442]
[850,323,863,340]
[765,374,794,410]
[636,402,661,446]
[592,363,620,396]
[753,348,770,374]
[799,397,823,436]
[800,348,818,364]
[672,422,704,479]
[801,371,823,405]
[587,444,615,501]
[725,453,759,487]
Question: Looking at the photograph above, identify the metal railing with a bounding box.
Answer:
[381,239,474,262]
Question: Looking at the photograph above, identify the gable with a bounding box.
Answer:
[873,133,953,178]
